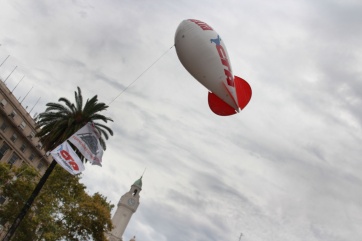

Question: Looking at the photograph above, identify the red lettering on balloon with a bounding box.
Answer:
[190,19,213,31]
[224,69,234,87]
[216,45,234,87]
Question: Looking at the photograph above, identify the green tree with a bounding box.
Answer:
[0,164,40,241]
[0,163,114,241]
[36,87,113,152]
[3,87,113,241]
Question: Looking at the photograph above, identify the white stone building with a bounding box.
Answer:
[108,177,142,241]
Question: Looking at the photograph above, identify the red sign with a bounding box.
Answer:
[60,150,79,171]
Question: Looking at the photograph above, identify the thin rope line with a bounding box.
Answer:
[108,45,174,105]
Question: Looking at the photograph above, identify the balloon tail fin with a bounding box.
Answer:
[234,76,252,110]
[208,92,238,116]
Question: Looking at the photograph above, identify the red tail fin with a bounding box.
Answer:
[234,76,252,110]
[208,92,237,116]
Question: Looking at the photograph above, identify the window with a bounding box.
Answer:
[133,189,138,196]
[19,121,26,130]
[28,131,35,139]
[0,122,8,132]
[8,153,19,165]
[10,133,17,143]
[0,143,10,160]
[0,99,7,107]
[9,110,17,119]
[29,153,35,161]
[20,143,27,152]
[37,161,45,170]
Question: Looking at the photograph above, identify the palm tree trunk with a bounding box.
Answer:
[2,160,57,241]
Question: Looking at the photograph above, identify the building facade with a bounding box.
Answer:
[0,79,52,204]
[108,177,143,241]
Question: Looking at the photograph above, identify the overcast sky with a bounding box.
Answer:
[1,0,362,240]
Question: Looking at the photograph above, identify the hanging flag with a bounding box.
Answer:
[68,122,103,166]
[51,141,85,175]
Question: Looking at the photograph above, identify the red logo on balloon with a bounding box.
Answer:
[190,19,213,31]
[210,36,234,87]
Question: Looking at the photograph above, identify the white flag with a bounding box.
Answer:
[68,122,103,166]
[51,141,85,175]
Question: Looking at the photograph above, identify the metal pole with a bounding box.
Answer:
[4,66,17,83]
[11,75,25,93]
[29,97,41,115]
[20,86,33,104]
[0,55,10,68]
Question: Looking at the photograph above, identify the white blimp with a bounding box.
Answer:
[175,19,252,116]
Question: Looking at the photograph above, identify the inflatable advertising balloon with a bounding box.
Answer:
[175,19,252,116]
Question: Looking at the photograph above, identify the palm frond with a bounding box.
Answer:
[59,98,77,113]
[94,123,114,136]
[36,87,113,155]
[75,87,83,112]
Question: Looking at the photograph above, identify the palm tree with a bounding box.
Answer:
[36,86,113,152]
[3,87,113,241]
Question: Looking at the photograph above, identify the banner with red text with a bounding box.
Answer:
[68,122,103,166]
[50,141,85,175]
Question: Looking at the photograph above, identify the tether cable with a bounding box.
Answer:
[108,45,174,105]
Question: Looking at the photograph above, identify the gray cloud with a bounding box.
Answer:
[1,0,361,240]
